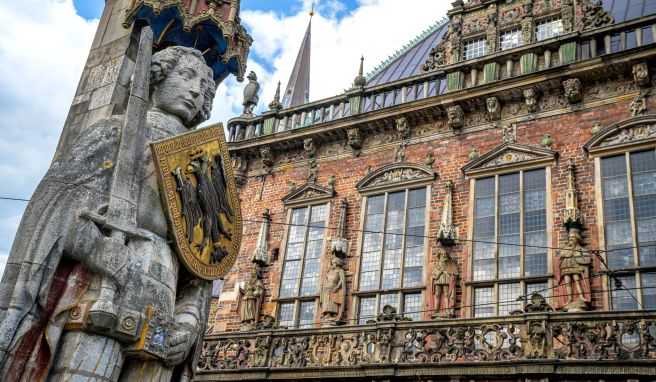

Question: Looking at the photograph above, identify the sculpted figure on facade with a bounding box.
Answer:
[523,88,539,113]
[260,145,275,168]
[304,137,317,159]
[242,71,260,116]
[320,258,346,326]
[486,96,501,121]
[396,116,410,140]
[561,0,574,32]
[447,105,464,131]
[431,249,458,319]
[395,141,407,163]
[630,91,647,117]
[0,45,217,381]
[346,127,363,156]
[633,63,650,88]
[555,231,592,311]
[486,12,498,54]
[239,269,265,329]
[501,123,517,143]
[563,78,582,104]
[578,0,614,31]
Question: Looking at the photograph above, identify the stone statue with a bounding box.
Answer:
[555,231,592,311]
[486,96,500,121]
[242,71,260,116]
[347,127,363,156]
[431,249,458,318]
[0,45,216,381]
[523,88,539,113]
[396,117,410,140]
[239,269,265,329]
[501,123,517,143]
[630,91,647,117]
[563,78,582,104]
[447,105,464,131]
[320,258,346,326]
[633,63,650,88]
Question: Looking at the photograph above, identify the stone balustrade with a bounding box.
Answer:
[196,309,656,380]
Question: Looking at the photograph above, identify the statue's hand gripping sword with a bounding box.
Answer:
[79,25,154,329]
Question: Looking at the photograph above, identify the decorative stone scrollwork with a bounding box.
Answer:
[346,127,363,156]
[357,163,436,193]
[561,0,574,32]
[633,62,650,88]
[578,0,614,31]
[563,78,582,104]
[367,305,412,324]
[511,293,554,315]
[486,96,501,121]
[500,123,517,143]
[447,105,464,132]
[527,320,547,359]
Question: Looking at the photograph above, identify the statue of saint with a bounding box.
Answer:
[320,258,346,325]
[0,46,217,381]
[556,231,592,311]
[239,269,265,329]
[431,249,458,318]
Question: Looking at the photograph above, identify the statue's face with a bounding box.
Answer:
[152,54,209,125]
[568,234,578,246]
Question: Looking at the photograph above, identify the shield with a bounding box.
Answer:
[151,125,241,280]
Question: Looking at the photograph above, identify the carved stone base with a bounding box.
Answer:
[321,319,344,327]
[563,300,589,312]
[240,323,256,331]
[431,310,454,320]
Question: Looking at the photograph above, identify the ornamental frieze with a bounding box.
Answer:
[585,115,656,155]
[356,163,437,193]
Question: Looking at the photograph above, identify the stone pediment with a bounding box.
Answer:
[282,183,335,207]
[356,163,437,194]
[584,115,656,157]
[462,143,557,177]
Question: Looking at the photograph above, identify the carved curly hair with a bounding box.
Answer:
[150,46,216,127]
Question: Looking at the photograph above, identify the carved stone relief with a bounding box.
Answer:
[601,124,656,147]
[632,63,650,88]
[577,0,614,31]
[437,181,456,246]
[481,150,538,168]
[394,141,407,163]
[396,116,410,140]
[260,146,274,168]
[346,127,363,156]
[370,167,425,186]
[447,105,465,132]
[486,96,501,121]
[563,78,582,104]
[523,88,539,114]
[630,91,648,118]
[303,138,317,159]
[500,123,517,143]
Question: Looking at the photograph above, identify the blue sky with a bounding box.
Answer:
[0,0,449,276]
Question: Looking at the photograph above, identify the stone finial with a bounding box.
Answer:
[486,96,501,121]
[523,88,539,114]
[330,198,349,258]
[242,71,260,116]
[437,181,456,246]
[354,56,367,88]
[446,105,464,132]
[563,78,582,104]
[577,0,614,31]
[425,152,435,167]
[501,123,517,143]
[347,127,363,156]
[633,63,650,88]
[469,148,480,160]
[541,134,554,148]
[630,91,648,118]
[591,122,603,135]
[561,159,583,230]
[252,209,271,266]
[268,81,283,110]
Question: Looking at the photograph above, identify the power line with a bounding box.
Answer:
[0,196,30,202]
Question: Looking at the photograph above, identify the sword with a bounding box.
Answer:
[83,25,154,328]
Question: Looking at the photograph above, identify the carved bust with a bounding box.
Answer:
[396,117,410,140]
[447,105,464,131]
[563,78,582,104]
[486,96,500,121]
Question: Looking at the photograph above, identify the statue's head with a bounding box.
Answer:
[247,71,258,81]
[331,258,344,268]
[567,232,582,247]
[150,46,216,127]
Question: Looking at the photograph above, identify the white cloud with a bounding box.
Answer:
[0,0,450,274]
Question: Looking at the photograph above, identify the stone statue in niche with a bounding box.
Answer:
[320,258,346,326]
[447,105,464,131]
[633,63,650,88]
[555,230,591,312]
[431,249,458,319]
[630,91,648,117]
[242,71,260,116]
[0,45,218,381]
[239,269,265,330]
[396,117,410,140]
[523,88,539,114]
[486,12,498,54]
[486,96,501,121]
[563,78,582,104]
[346,127,363,156]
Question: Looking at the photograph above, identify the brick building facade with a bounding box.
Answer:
[199,0,656,380]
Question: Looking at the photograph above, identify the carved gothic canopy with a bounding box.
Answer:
[462,142,558,178]
[584,114,656,157]
[356,163,437,195]
[282,182,336,207]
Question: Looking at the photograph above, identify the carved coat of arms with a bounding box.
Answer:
[151,125,242,280]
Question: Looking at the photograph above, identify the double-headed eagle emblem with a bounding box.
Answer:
[151,126,241,280]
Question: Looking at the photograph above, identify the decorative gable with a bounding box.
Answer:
[462,142,558,177]
[282,183,335,207]
[356,163,437,195]
[584,115,656,157]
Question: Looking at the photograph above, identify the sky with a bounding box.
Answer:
[0,0,450,276]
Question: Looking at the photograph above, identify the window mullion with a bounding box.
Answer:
[399,190,410,288]
[378,193,389,291]
[626,153,640,270]
[295,206,312,322]
[494,175,500,280]
[519,171,525,279]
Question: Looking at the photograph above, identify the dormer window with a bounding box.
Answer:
[499,29,522,51]
[463,38,486,60]
[535,19,564,41]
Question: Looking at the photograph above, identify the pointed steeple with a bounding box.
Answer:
[282,5,313,108]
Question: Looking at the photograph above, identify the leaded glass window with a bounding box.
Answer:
[602,150,656,309]
[357,188,427,322]
[463,38,486,60]
[535,19,564,41]
[277,204,328,327]
[499,29,522,51]
[472,169,550,316]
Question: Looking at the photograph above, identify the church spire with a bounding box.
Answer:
[282,4,314,108]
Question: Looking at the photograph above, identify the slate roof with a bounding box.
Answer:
[364,0,655,89]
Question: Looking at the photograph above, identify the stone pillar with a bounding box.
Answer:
[54,0,137,161]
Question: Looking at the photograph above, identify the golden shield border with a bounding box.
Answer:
[150,125,242,280]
